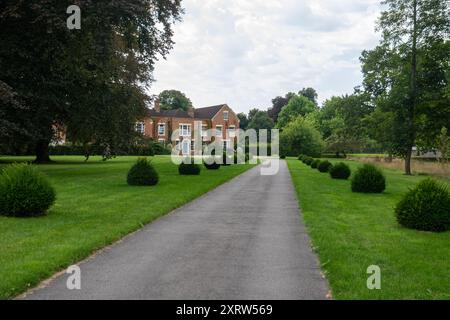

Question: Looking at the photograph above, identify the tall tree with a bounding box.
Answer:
[158,89,192,111]
[299,87,318,105]
[0,1,183,162]
[362,0,449,174]
[237,113,249,130]
[268,94,292,122]
[276,95,317,128]
[247,111,274,133]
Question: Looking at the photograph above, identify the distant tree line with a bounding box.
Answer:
[239,0,449,175]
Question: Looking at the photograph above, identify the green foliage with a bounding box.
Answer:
[280,117,324,157]
[311,159,320,169]
[247,111,274,133]
[318,160,332,173]
[361,0,450,174]
[277,95,317,128]
[351,164,386,193]
[329,162,351,180]
[0,1,183,162]
[127,158,159,186]
[395,179,450,232]
[204,159,221,170]
[159,90,192,111]
[303,157,313,165]
[0,164,55,217]
[268,95,291,122]
[237,113,249,130]
[298,155,305,161]
[179,163,201,175]
[299,87,319,105]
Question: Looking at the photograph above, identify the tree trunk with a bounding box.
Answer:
[34,140,52,163]
[405,0,418,176]
[405,148,413,175]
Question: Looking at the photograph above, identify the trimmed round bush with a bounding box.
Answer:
[395,179,450,232]
[304,157,313,165]
[298,155,305,161]
[351,164,386,193]
[0,163,56,217]
[127,158,159,186]
[318,160,332,173]
[204,158,221,170]
[329,162,351,180]
[311,159,320,169]
[179,163,201,175]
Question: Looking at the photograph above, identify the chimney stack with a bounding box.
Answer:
[154,98,161,112]
[188,105,195,118]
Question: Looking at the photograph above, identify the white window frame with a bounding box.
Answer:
[216,125,223,137]
[228,125,236,138]
[181,139,191,155]
[158,139,165,145]
[179,124,191,137]
[158,123,166,136]
[201,124,208,137]
[223,111,229,120]
[135,122,145,134]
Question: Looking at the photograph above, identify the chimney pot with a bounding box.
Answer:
[188,106,195,118]
[154,98,160,112]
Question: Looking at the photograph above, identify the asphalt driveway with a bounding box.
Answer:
[24,160,329,300]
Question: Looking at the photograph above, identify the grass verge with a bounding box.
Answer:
[0,156,254,299]
[287,158,450,299]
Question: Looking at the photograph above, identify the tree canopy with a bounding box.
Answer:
[159,90,192,111]
[276,95,317,128]
[0,0,183,162]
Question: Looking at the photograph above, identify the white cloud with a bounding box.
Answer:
[150,0,382,113]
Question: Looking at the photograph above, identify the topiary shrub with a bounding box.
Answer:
[304,157,313,165]
[298,155,304,161]
[0,163,56,217]
[204,158,221,170]
[329,162,351,180]
[179,163,201,175]
[318,160,333,173]
[351,164,386,193]
[311,159,320,169]
[127,158,159,186]
[395,179,450,232]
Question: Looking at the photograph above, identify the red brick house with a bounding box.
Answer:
[135,101,240,154]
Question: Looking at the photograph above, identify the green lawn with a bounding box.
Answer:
[287,158,450,300]
[0,156,253,299]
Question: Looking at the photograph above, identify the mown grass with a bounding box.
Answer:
[0,156,253,299]
[287,158,450,300]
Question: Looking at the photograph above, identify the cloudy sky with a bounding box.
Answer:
[150,0,383,114]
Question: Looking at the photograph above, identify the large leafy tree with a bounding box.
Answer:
[361,0,450,174]
[277,95,317,128]
[280,116,324,157]
[159,89,192,111]
[318,93,373,156]
[0,0,183,162]
[247,111,274,133]
[299,87,318,105]
[237,113,249,130]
